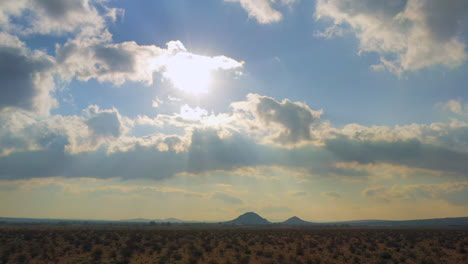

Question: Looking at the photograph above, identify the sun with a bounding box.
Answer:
[163,54,214,94]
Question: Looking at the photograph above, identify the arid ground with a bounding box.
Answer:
[0,225,467,264]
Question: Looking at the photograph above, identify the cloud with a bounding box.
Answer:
[224,0,284,24]
[56,40,164,85]
[439,99,468,120]
[56,40,243,90]
[0,140,185,180]
[85,105,123,138]
[362,185,389,201]
[162,41,244,93]
[321,191,341,200]
[0,177,206,198]
[325,135,468,176]
[231,93,323,145]
[224,0,300,24]
[212,192,244,204]
[0,34,56,115]
[0,105,130,156]
[442,100,464,114]
[3,93,468,181]
[362,182,468,206]
[315,0,468,74]
[0,114,263,180]
[187,128,260,173]
[0,0,119,35]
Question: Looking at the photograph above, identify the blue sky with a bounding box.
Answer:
[0,0,468,221]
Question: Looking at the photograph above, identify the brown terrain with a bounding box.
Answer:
[0,225,467,264]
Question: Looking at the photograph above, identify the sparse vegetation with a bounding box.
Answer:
[0,225,466,263]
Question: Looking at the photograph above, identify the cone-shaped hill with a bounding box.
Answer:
[224,212,271,225]
[281,216,316,226]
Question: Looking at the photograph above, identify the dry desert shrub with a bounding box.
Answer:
[0,225,466,263]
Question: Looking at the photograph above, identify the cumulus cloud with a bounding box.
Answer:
[56,40,164,85]
[315,0,468,74]
[442,100,464,114]
[3,92,468,182]
[187,128,259,173]
[56,39,243,90]
[0,33,56,115]
[85,105,123,138]
[440,99,468,120]
[231,93,323,145]
[0,0,119,35]
[0,110,263,180]
[0,105,131,156]
[224,0,292,24]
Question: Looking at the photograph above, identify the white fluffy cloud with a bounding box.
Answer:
[315,0,468,74]
[224,0,299,24]
[56,40,164,85]
[230,93,323,145]
[3,91,468,181]
[56,39,243,91]
[0,0,119,35]
[440,99,468,119]
[0,105,130,156]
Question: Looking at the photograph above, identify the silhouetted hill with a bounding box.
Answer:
[224,212,271,225]
[1,216,467,227]
[281,216,317,226]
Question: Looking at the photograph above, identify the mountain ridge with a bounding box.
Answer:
[1,215,467,227]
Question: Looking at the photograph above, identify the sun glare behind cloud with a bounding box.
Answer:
[164,55,213,94]
[162,42,244,94]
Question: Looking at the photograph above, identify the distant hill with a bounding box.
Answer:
[0,217,113,224]
[1,216,467,227]
[120,218,150,223]
[281,216,318,226]
[224,212,271,225]
[120,218,185,223]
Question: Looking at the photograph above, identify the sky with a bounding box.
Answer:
[0,0,468,222]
